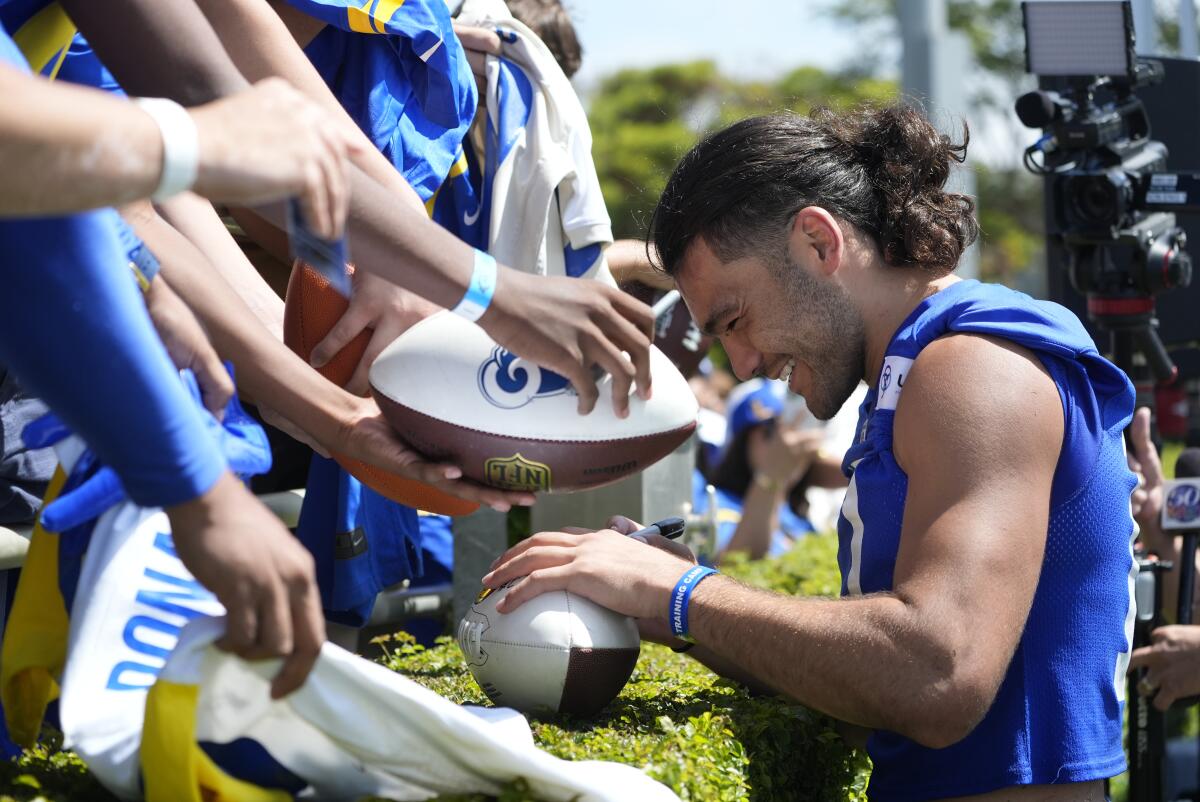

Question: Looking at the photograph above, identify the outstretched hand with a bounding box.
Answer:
[310,269,441,396]
[333,396,535,511]
[190,78,361,240]
[481,269,654,417]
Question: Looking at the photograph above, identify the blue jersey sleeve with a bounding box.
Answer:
[0,209,227,508]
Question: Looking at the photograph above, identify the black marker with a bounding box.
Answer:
[627,516,686,541]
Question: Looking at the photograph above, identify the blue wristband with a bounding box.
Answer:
[669,565,719,640]
[451,249,497,322]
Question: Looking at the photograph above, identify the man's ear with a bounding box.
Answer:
[789,207,844,278]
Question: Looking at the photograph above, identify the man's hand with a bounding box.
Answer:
[600,515,700,647]
[189,77,361,239]
[481,520,694,619]
[1130,624,1200,710]
[481,270,654,417]
[310,270,442,396]
[1129,406,1167,549]
[144,275,233,419]
[166,472,324,699]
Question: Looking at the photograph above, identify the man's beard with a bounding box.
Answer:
[780,255,865,421]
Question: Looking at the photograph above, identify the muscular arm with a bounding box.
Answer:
[686,335,1062,746]
[486,334,1061,746]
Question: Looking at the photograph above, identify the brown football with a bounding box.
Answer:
[283,261,479,516]
[623,281,713,379]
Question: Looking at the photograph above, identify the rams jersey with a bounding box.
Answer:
[837,280,1136,800]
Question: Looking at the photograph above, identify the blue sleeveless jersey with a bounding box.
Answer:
[837,280,1137,801]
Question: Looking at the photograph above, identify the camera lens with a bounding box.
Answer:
[1067,174,1126,229]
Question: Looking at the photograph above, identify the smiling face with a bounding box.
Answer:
[675,237,866,421]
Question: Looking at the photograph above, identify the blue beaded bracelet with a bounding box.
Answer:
[669,565,719,641]
[451,249,497,322]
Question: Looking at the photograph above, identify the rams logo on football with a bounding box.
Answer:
[477,347,571,409]
[485,453,552,492]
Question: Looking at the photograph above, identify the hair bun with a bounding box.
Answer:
[650,103,981,282]
[825,104,978,271]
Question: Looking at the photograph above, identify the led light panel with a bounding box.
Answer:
[1023,0,1134,78]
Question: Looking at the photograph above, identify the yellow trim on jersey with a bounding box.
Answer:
[424,148,469,216]
[369,0,407,33]
[346,0,407,35]
[0,467,70,747]
[346,0,375,34]
[11,3,77,78]
[142,680,292,802]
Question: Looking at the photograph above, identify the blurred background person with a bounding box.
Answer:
[1127,405,1200,709]
[693,378,847,562]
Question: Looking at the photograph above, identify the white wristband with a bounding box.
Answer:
[134,97,199,202]
[451,249,498,322]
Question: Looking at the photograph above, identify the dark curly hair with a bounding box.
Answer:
[649,104,978,276]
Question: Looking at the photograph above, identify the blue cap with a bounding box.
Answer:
[724,378,785,442]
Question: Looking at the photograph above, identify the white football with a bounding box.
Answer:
[369,311,698,493]
[456,579,641,717]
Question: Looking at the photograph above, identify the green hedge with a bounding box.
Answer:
[0,533,869,801]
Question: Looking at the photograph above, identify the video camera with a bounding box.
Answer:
[1018,0,1195,385]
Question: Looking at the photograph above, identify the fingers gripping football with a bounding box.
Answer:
[482,529,696,621]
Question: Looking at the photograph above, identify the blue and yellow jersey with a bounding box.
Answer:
[294,0,476,204]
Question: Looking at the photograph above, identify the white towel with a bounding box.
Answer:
[458,0,616,285]
[142,617,679,802]
[54,491,678,801]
